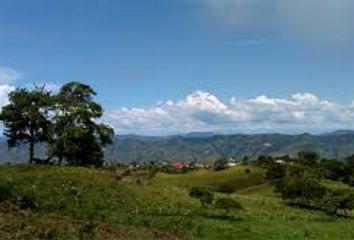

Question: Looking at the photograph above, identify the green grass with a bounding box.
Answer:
[0,164,353,239]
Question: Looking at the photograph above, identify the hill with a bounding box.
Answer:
[0,164,353,239]
[106,131,354,163]
[2,131,354,163]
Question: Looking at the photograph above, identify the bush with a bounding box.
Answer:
[320,189,354,217]
[276,165,326,208]
[266,163,286,182]
[214,157,228,171]
[216,184,234,194]
[17,191,39,210]
[214,198,243,217]
[189,187,214,207]
[0,182,16,202]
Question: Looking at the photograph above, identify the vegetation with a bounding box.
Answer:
[0,86,52,163]
[189,187,214,207]
[214,157,228,171]
[0,82,354,239]
[0,82,114,167]
[214,198,243,217]
[0,164,353,239]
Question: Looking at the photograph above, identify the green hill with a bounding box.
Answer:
[1,164,353,239]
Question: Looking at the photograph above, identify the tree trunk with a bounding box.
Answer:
[29,140,34,164]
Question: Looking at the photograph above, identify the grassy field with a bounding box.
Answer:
[0,164,353,239]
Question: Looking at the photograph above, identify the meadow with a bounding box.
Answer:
[0,164,353,240]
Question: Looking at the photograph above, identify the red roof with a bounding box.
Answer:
[172,162,186,169]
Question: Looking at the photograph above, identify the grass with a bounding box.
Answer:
[0,164,353,239]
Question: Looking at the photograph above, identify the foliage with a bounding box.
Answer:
[266,163,286,182]
[216,183,235,193]
[298,151,320,166]
[50,81,114,167]
[214,157,228,171]
[255,155,274,166]
[0,86,52,163]
[0,82,114,167]
[189,187,213,207]
[276,165,326,207]
[214,198,243,217]
[320,189,354,217]
[320,159,349,181]
[1,164,354,239]
[0,182,16,202]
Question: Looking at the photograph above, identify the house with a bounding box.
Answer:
[172,162,187,170]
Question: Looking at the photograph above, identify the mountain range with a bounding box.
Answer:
[1,130,354,164]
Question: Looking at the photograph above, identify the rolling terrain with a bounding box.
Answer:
[0,164,353,239]
[1,130,354,164]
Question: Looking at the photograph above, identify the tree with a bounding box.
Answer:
[50,81,114,167]
[266,163,286,182]
[276,165,326,207]
[319,159,349,181]
[0,86,52,163]
[214,198,242,217]
[189,187,214,207]
[298,151,320,166]
[255,155,274,166]
[214,157,228,171]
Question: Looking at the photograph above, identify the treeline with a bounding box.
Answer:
[0,82,114,167]
[259,152,354,217]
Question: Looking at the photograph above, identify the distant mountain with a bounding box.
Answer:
[1,131,354,164]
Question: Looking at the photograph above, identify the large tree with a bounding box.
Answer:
[50,81,114,167]
[0,86,52,163]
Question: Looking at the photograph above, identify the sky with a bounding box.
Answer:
[1,0,354,135]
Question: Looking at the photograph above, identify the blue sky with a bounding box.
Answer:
[1,0,354,135]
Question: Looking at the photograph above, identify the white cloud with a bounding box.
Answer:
[0,67,22,84]
[104,91,354,135]
[0,84,15,108]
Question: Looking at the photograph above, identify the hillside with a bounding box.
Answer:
[0,164,353,239]
[1,131,354,163]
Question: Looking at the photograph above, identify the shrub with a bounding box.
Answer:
[189,187,214,207]
[17,191,39,210]
[266,163,286,182]
[0,182,16,202]
[298,151,320,166]
[216,184,234,194]
[276,165,326,208]
[214,198,243,217]
[320,189,354,217]
[214,157,228,171]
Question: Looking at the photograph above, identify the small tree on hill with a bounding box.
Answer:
[189,187,214,207]
[277,165,326,207]
[0,86,52,163]
[214,198,243,217]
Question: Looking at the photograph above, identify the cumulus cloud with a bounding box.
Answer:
[104,91,354,135]
[0,84,15,107]
[0,67,21,109]
[0,67,22,84]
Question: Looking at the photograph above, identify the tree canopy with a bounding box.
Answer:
[0,81,114,167]
[0,86,52,163]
